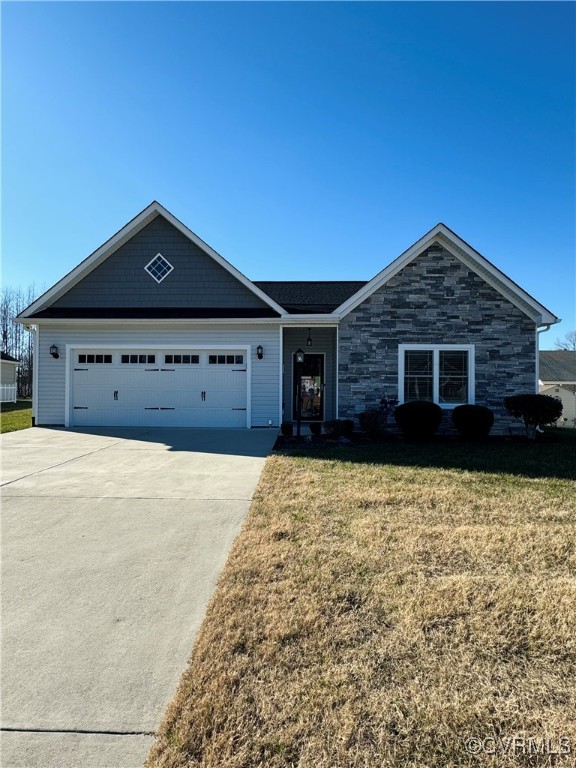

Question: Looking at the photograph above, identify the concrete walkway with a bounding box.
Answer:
[1,426,277,768]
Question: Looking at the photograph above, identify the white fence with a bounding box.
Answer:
[0,385,17,403]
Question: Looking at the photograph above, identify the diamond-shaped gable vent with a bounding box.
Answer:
[145,253,174,283]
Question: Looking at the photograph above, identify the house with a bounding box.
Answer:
[16,202,559,432]
[539,350,576,428]
[0,352,19,403]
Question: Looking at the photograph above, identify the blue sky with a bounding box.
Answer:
[2,1,574,348]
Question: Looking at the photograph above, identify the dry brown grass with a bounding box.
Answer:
[147,442,576,768]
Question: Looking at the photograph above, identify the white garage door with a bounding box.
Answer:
[71,349,248,428]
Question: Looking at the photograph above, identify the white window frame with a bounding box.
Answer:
[144,253,174,283]
[398,344,475,408]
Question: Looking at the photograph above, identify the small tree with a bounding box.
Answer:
[554,330,576,351]
[504,394,563,437]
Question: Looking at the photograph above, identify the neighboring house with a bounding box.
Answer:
[0,352,19,403]
[539,350,576,428]
[16,202,559,432]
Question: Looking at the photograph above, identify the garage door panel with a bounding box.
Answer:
[71,349,248,428]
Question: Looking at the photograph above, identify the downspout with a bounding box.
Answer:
[536,323,552,394]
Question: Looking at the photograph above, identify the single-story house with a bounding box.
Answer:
[16,201,559,431]
[0,352,19,403]
[539,350,576,428]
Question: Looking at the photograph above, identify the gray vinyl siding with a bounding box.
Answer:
[282,327,337,421]
[0,362,17,386]
[52,216,270,310]
[36,324,280,427]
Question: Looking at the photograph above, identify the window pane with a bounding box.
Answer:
[191,355,199,364]
[138,355,146,364]
[226,355,234,364]
[405,376,433,401]
[217,355,225,364]
[209,355,216,364]
[78,355,86,363]
[121,355,129,364]
[165,355,173,364]
[87,354,95,364]
[130,355,138,364]
[235,355,243,364]
[96,354,103,364]
[174,355,182,364]
[147,355,155,364]
[104,355,112,364]
[404,350,433,401]
[405,350,433,375]
[182,355,190,364]
[439,351,468,403]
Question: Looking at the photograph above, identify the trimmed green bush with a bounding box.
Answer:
[452,404,494,439]
[394,400,442,438]
[504,394,563,430]
[358,409,386,437]
[324,419,354,438]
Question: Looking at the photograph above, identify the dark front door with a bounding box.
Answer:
[293,353,324,420]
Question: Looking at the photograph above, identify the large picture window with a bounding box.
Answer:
[399,345,474,407]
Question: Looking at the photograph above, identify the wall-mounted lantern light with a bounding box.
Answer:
[49,345,60,359]
[295,347,305,365]
[256,345,264,360]
[306,328,313,347]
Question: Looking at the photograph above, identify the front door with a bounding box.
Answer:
[293,353,324,420]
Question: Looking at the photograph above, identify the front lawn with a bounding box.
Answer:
[147,434,576,768]
[0,400,32,433]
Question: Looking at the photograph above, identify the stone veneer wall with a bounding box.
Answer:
[338,245,537,432]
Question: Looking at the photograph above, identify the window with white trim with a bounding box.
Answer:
[144,253,174,283]
[398,345,474,407]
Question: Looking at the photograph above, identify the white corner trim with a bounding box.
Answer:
[397,343,475,408]
[278,325,283,426]
[32,325,39,421]
[18,201,287,319]
[334,223,558,325]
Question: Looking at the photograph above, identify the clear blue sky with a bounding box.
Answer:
[2,1,574,348]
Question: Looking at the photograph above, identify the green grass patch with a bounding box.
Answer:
[1,400,32,433]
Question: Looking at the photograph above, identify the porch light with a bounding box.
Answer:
[256,345,264,360]
[295,348,305,365]
[306,328,313,347]
[49,345,60,359]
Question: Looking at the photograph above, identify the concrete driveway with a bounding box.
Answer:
[1,426,277,768]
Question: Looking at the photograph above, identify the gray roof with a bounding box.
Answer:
[1,351,19,363]
[254,281,367,314]
[540,351,576,382]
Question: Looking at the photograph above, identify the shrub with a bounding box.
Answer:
[504,394,563,432]
[309,422,322,436]
[394,400,442,438]
[280,421,293,438]
[324,419,354,438]
[452,404,494,439]
[358,409,386,437]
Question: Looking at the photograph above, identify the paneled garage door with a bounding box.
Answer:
[71,349,248,427]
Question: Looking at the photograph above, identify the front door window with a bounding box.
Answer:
[293,353,324,420]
